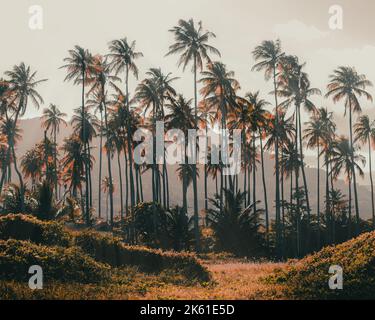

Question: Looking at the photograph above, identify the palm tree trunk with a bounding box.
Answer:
[81,69,90,225]
[348,105,360,235]
[139,166,144,202]
[295,110,301,258]
[192,55,200,251]
[88,143,93,208]
[260,133,269,238]
[368,138,375,229]
[204,125,208,211]
[124,149,129,216]
[325,152,330,244]
[98,111,103,218]
[54,128,58,199]
[348,174,352,239]
[298,106,311,221]
[135,165,140,203]
[125,65,136,211]
[273,67,282,259]
[252,133,256,213]
[117,151,124,219]
[165,165,169,207]
[103,95,114,226]
[317,145,321,248]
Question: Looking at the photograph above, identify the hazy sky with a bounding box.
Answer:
[1,0,375,169]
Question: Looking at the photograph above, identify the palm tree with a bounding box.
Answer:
[354,115,375,228]
[60,134,92,201]
[200,61,240,209]
[0,118,22,186]
[135,75,161,204]
[167,19,220,251]
[277,55,321,220]
[319,108,337,243]
[252,39,284,258]
[88,55,119,226]
[244,91,271,236]
[61,46,94,225]
[101,176,114,221]
[3,63,46,208]
[86,88,106,218]
[41,104,67,198]
[326,66,373,235]
[165,94,196,214]
[71,106,98,210]
[145,68,178,209]
[21,147,43,188]
[304,109,326,246]
[329,136,366,238]
[107,37,143,213]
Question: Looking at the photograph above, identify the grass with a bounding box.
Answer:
[0,259,286,300]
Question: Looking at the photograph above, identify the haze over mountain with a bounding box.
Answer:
[16,117,374,219]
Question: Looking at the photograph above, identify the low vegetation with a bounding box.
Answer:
[0,213,210,300]
[0,239,110,284]
[268,231,375,299]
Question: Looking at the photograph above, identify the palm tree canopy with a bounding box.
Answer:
[326,66,373,114]
[5,62,47,116]
[107,38,143,78]
[41,104,67,135]
[252,39,284,80]
[61,45,94,85]
[166,19,220,71]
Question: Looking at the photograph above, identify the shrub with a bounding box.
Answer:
[207,189,266,257]
[269,231,375,299]
[0,239,110,284]
[131,203,194,251]
[75,230,210,282]
[0,214,71,246]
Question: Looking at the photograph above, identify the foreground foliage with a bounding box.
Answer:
[269,231,375,299]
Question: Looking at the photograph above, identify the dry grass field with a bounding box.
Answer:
[140,260,286,300]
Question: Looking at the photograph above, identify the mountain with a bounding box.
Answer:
[16,117,374,220]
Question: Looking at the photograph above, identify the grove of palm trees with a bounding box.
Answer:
[2,6,375,300]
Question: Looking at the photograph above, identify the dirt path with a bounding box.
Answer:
[142,261,286,300]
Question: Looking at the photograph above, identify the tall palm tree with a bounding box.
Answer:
[167,19,220,251]
[252,39,284,258]
[135,75,161,204]
[329,136,366,238]
[3,63,46,208]
[326,66,373,235]
[70,106,98,210]
[107,37,143,213]
[277,55,321,220]
[354,115,375,228]
[319,108,337,243]
[61,46,94,225]
[165,94,196,214]
[88,55,119,226]
[244,91,271,236]
[41,104,67,198]
[86,88,106,218]
[145,68,178,209]
[304,109,326,246]
[200,61,240,210]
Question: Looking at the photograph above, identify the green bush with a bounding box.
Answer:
[75,230,210,282]
[269,231,375,299]
[0,214,71,246]
[0,239,110,284]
